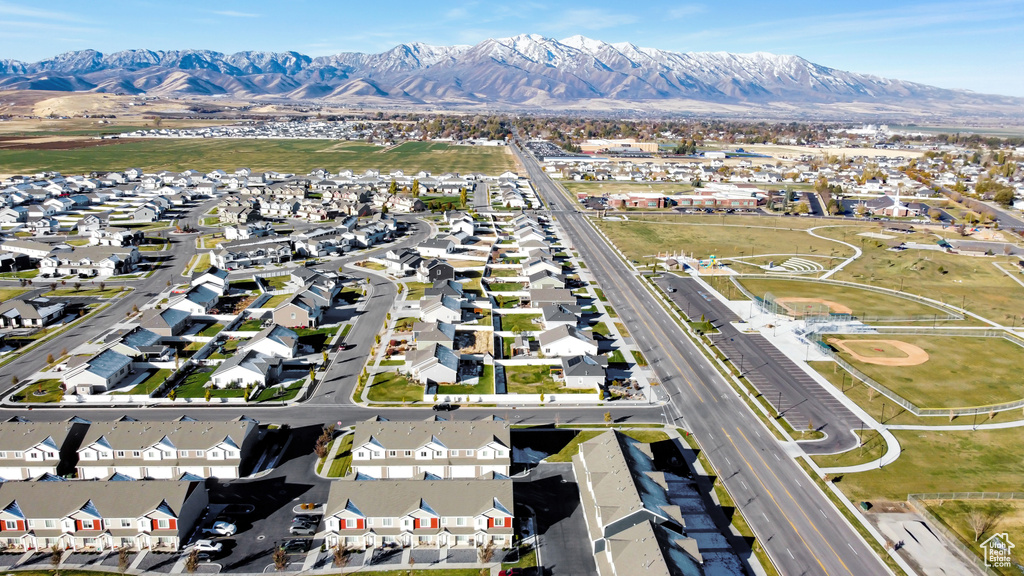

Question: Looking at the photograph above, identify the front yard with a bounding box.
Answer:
[504,365,592,395]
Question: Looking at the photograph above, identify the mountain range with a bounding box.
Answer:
[1,34,1020,116]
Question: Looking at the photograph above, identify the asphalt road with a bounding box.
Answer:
[511,140,887,576]
[514,463,597,576]
[658,275,864,455]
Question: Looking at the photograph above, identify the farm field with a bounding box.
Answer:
[0,139,516,175]
[825,334,1024,409]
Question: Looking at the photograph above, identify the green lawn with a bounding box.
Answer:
[0,269,38,279]
[500,313,540,333]
[14,379,63,403]
[827,334,1024,409]
[504,365,593,395]
[294,326,339,350]
[811,430,886,468]
[594,218,854,264]
[735,277,951,319]
[633,350,648,367]
[264,293,291,308]
[590,322,612,338]
[197,323,224,337]
[238,319,264,331]
[394,317,416,332]
[489,268,519,277]
[230,279,259,291]
[836,427,1024,502]
[263,275,290,290]
[0,287,30,300]
[607,350,627,364]
[113,369,171,396]
[613,321,630,338]
[546,428,669,462]
[0,139,515,175]
[44,287,125,298]
[437,365,493,395]
[255,379,306,402]
[593,287,607,302]
[322,434,354,477]
[488,282,524,292]
[495,295,520,308]
[172,369,244,398]
[367,372,421,402]
[403,281,433,300]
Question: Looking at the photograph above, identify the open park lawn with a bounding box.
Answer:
[836,427,1024,501]
[14,379,63,402]
[735,277,951,319]
[830,234,1024,323]
[594,218,853,263]
[504,365,592,395]
[828,335,1024,409]
[0,139,515,175]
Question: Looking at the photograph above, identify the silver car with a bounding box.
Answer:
[289,523,316,536]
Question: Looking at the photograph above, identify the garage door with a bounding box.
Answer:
[450,466,477,478]
[210,466,237,478]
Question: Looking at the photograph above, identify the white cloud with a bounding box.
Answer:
[0,1,86,22]
[667,5,706,19]
[210,10,260,18]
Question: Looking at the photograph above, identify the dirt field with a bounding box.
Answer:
[828,338,929,366]
[777,297,852,315]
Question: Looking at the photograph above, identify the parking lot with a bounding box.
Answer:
[513,463,596,576]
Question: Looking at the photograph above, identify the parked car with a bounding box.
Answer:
[289,523,316,536]
[220,504,255,516]
[281,539,311,553]
[195,551,220,563]
[291,515,319,525]
[191,539,223,553]
[499,569,523,576]
[203,521,237,536]
[432,402,455,412]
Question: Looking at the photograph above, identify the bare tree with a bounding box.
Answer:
[118,547,131,573]
[273,547,288,571]
[332,546,349,568]
[50,544,62,573]
[478,542,495,563]
[184,549,200,574]
[968,508,1002,542]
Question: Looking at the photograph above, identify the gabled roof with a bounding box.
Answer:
[0,421,77,452]
[538,325,596,348]
[353,418,509,452]
[0,480,201,521]
[562,354,607,377]
[325,479,513,522]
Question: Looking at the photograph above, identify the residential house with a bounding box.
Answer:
[40,246,140,277]
[138,308,191,338]
[541,304,581,331]
[424,280,464,299]
[412,321,456,350]
[405,343,460,385]
[350,418,511,479]
[209,350,283,389]
[63,349,134,395]
[560,355,607,389]
[0,240,52,260]
[418,237,455,258]
[0,421,83,480]
[0,298,67,328]
[573,431,704,576]
[0,480,208,552]
[416,259,456,284]
[538,325,598,357]
[272,286,330,328]
[211,240,291,270]
[322,479,513,550]
[107,327,172,362]
[381,248,422,277]
[190,266,229,296]
[528,270,565,290]
[168,285,219,315]
[237,325,298,359]
[529,289,576,309]
[419,295,462,324]
[76,418,258,480]
[89,227,144,247]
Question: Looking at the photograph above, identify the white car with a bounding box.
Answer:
[191,539,223,553]
[203,521,237,536]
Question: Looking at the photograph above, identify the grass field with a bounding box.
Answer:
[594,219,853,263]
[500,313,540,332]
[403,281,433,301]
[811,430,886,468]
[504,365,593,395]
[836,428,1024,501]
[926,499,1024,572]
[734,277,951,319]
[14,379,63,402]
[824,229,1024,323]
[366,371,420,402]
[0,139,515,175]
[827,334,1024,409]
[0,287,29,300]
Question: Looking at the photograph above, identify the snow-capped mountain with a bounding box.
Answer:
[0,34,1019,113]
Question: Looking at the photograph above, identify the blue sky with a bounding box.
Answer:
[2,0,1023,96]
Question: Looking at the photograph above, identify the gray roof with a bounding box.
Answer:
[182,284,219,305]
[407,343,460,373]
[606,520,703,576]
[412,321,457,343]
[529,288,575,304]
[191,266,229,281]
[325,479,513,527]
[562,355,607,377]
[242,324,298,351]
[353,418,509,453]
[0,421,76,452]
[541,304,580,323]
[84,349,133,379]
[0,480,201,522]
[140,308,190,330]
[538,325,596,348]
[80,419,255,453]
[119,327,161,349]
[212,349,282,378]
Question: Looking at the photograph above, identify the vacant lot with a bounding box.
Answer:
[0,139,515,175]
[827,334,1024,409]
[837,428,1024,502]
[735,277,950,319]
[594,219,852,263]
[926,499,1024,571]
[504,365,592,395]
